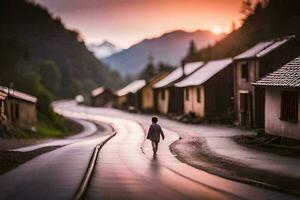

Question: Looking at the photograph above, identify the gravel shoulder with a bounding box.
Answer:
[170,137,300,197]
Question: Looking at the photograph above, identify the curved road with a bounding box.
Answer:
[55,101,297,200]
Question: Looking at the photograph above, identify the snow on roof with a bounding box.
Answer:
[116,80,146,96]
[175,58,233,88]
[91,87,105,97]
[184,61,204,74]
[256,37,290,58]
[234,36,294,60]
[154,61,204,88]
[234,41,274,60]
[0,86,37,103]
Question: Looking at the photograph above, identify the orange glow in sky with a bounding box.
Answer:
[35,0,244,48]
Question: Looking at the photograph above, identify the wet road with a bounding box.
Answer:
[55,101,298,200]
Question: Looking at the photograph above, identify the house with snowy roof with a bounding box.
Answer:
[90,86,116,107]
[233,36,300,128]
[116,80,146,111]
[153,61,204,114]
[175,58,233,120]
[253,56,300,141]
[0,86,37,128]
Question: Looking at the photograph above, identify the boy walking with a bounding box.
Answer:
[147,117,165,153]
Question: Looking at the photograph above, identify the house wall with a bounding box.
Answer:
[234,39,300,128]
[19,102,37,127]
[116,95,127,109]
[142,85,154,111]
[183,86,205,118]
[235,60,257,127]
[157,89,169,114]
[205,65,234,120]
[265,88,300,140]
[168,87,184,114]
[4,99,37,127]
[92,91,116,107]
[141,72,169,112]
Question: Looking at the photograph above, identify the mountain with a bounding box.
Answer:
[88,41,122,59]
[0,0,124,98]
[103,30,225,76]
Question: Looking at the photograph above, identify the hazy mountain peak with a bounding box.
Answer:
[88,40,122,59]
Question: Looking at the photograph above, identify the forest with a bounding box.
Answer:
[185,0,300,61]
[0,0,125,120]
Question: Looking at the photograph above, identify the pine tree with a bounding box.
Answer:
[241,0,253,20]
[231,21,237,32]
[188,40,197,57]
[138,54,156,81]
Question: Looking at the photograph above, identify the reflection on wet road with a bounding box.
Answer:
[85,118,233,200]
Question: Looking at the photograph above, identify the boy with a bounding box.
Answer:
[146,116,165,153]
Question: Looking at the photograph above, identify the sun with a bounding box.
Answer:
[212,25,223,35]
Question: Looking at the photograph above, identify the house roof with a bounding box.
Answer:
[116,80,146,96]
[91,87,106,97]
[0,91,7,101]
[153,61,204,88]
[0,86,37,103]
[234,36,295,60]
[253,56,300,88]
[175,58,233,88]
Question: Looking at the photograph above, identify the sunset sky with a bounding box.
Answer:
[35,0,245,48]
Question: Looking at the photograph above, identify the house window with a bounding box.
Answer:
[281,91,298,122]
[241,63,249,81]
[197,88,201,103]
[185,88,189,100]
[161,89,165,100]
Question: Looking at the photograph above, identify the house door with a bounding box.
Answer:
[240,93,252,127]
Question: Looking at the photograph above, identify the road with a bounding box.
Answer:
[55,101,297,200]
[0,117,113,200]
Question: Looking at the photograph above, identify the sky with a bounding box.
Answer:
[34,0,244,48]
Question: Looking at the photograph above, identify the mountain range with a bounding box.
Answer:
[88,41,122,59]
[103,30,225,76]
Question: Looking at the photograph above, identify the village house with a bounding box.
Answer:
[140,72,169,112]
[116,80,146,111]
[0,91,7,123]
[153,61,204,115]
[90,86,116,107]
[233,36,300,128]
[175,58,233,120]
[253,56,300,141]
[0,87,37,129]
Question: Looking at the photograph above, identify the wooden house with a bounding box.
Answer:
[253,56,300,140]
[0,91,7,124]
[116,80,146,111]
[233,36,300,128]
[153,61,204,115]
[140,72,169,112]
[0,87,37,128]
[175,58,233,120]
[90,87,116,107]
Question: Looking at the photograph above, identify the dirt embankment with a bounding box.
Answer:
[170,137,300,197]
